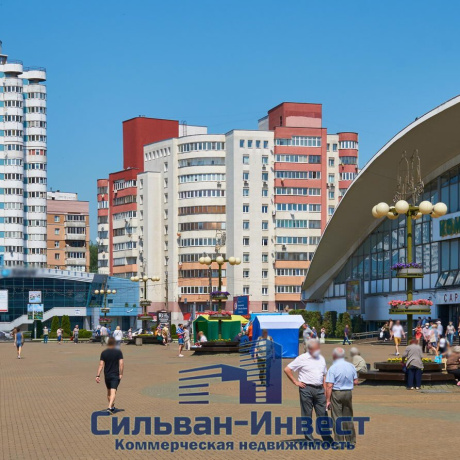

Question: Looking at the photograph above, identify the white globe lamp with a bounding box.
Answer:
[235,257,241,265]
[418,201,433,215]
[394,200,409,214]
[376,202,390,217]
[372,205,379,218]
[228,256,236,265]
[216,256,225,265]
[433,202,448,216]
[387,211,398,220]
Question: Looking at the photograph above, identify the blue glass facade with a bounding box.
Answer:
[0,268,139,330]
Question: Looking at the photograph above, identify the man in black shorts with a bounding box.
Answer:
[96,337,124,413]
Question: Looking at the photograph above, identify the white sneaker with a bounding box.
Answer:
[179,354,184,357]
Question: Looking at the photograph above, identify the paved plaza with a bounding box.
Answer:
[0,340,459,460]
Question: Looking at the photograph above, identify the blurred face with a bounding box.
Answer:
[309,342,320,356]
[262,331,268,339]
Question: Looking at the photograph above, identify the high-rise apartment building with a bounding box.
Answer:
[46,191,90,271]
[136,103,358,319]
[97,116,206,278]
[0,41,47,267]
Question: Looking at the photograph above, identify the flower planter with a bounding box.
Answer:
[212,296,229,302]
[101,308,110,313]
[99,317,112,323]
[202,341,238,347]
[396,267,424,278]
[139,315,154,321]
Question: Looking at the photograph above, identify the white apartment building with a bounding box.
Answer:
[0,41,47,267]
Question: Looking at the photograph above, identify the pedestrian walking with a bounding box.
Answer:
[57,327,63,345]
[392,320,405,356]
[184,327,191,351]
[73,325,79,344]
[177,323,185,357]
[113,326,123,348]
[326,347,358,444]
[414,325,423,345]
[446,322,455,346]
[96,337,124,414]
[253,330,274,386]
[43,326,49,344]
[429,324,439,353]
[14,327,24,359]
[284,339,333,443]
[342,324,351,345]
[437,321,444,337]
[100,325,108,346]
[162,326,169,346]
[422,323,431,353]
[402,339,424,390]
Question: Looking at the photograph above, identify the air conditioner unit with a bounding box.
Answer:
[282,244,287,250]
[272,210,276,216]
[263,181,267,186]
[244,180,249,186]
[178,261,183,266]
[262,165,267,170]
[217,181,222,187]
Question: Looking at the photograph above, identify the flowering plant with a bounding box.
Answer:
[391,262,422,270]
[211,291,230,297]
[388,299,433,307]
[137,312,155,318]
[207,310,232,317]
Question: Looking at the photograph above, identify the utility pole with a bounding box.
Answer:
[208,267,212,310]
[165,270,169,311]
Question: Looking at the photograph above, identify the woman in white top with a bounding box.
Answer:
[113,326,123,348]
[198,331,207,344]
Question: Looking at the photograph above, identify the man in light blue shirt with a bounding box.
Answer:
[325,347,358,443]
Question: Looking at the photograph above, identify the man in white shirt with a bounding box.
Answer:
[100,325,108,346]
[391,320,405,356]
[284,339,333,443]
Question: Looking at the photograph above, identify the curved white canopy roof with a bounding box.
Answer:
[303,95,460,300]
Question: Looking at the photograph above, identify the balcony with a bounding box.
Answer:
[22,67,46,82]
[65,221,86,228]
[2,60,23,74]
[66,258,86,266]
[65,233,86,241]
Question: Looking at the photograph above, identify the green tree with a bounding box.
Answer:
[89,241,98,273]
[322,311,337,337]
[50,315,60,333]
[36,320,44,339]
[351,314,365,333]
[335,312,352,338]
[61,315,71,336]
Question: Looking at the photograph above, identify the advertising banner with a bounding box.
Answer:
[27,304,44,320]
[29,291,42,303]
[157,310,171,329]
[0,290,8,312]
[346,279,362,313]
[233,295,249,315]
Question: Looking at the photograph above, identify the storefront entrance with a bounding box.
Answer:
[438,304,460,328]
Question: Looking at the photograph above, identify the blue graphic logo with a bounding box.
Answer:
[179,340,283,404]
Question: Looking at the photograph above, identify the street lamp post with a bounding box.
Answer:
[94,286,117,328]
[199,255,241,310]
[130,275,160,332]
[372,199,447,339]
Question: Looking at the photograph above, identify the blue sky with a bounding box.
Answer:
[1,0,460,238]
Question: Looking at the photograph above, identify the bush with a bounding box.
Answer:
[48,332,70,339]
[77,329,93,339]
[61,315,71,336]
[170,324,177,336]
[322,311,338,337]
[351,315,366,334]
[289,309,322,337]
[50,316,60,333]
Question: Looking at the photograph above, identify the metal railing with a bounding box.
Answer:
[351,330,381,341]
[23,66,46,72]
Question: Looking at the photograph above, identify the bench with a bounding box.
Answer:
[359,371,455,382]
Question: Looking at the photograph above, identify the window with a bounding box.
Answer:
[333,144,338,152]
[164,178,168,188]
[243,172,249,180]
[263,141,269,149]
[243,286,250,295]
[262,270,268,279]
[328,174,335,183]
[309,155,321,164]
[275,136,321,147]
[262,156,268,164]
[243,204,249,213]
[54,216,60,222]
[178,206,226,216]
[262,303,268,312]
[340,156,358,165]
[54,241,59,248]
[243,237,250,246]
[243,156,249,165]
[248,140,253,148]
[262,237,268,246]
[243,253,250,262]
[179,173,225,183]
[55,253,60,260]
[262,172,268,181]
[309,204,321,212]
[328,158,335,167]
[340,172,358,181]
[54,228,59,235]
[256,140,261,148]
[262,188,268,197]
[262,286,268,295]
[243,270,250,278]
[262,221,268,230]
[243,188,249,197]
[328,191,335,199]
[178,157,225,168]
[240,140,245,148]
[309,220,321,229]
[243,221,250,230]
[277,236,308,244]
[275,188,308,196]
[327,143,330,151]
[276,220,308,228]
[328,206,335,216]
[262,253,268,263]
[178,142,225,153]
[339,140,358,149]
[309,236,321,245]
[164,162,168,172]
